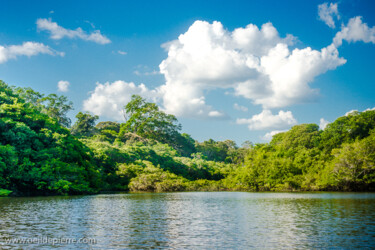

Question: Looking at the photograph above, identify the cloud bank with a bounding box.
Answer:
[84,6,375,130]
[158,20,346,119]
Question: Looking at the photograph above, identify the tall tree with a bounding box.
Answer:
[71,112,99,137]
[14,87,73,128]
[120,95,181,145]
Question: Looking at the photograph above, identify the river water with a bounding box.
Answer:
[0,192,374,249]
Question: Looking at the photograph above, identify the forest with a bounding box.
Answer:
[0,80,374,196]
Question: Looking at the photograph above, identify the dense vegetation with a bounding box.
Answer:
[1,80,374,196]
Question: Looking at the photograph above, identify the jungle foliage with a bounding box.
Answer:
[1,81,374,195]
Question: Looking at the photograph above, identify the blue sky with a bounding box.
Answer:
[1,0,375,145]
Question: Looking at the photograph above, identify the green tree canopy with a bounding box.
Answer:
[71,112,99,137]
[120,95,182,145]
[14,87,73,127]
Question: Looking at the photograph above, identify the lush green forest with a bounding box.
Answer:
[0,80,374,196]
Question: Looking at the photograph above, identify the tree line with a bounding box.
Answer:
[0,80,374,196]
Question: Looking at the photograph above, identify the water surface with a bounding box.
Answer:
[0,192,374,249]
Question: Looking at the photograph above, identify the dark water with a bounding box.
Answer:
[0,192,374,249]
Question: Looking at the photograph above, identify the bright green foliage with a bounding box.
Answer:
[128,161,188,192]
[1,80,375,195]
[70,112,99,137]
[225,114,375,191]
[119,95,195,155]
[82,137,229,191]
[121,95,181,140]
[0,81,99,195]
[319,130,375,190]
[95,121,121,143]
[15,87,73,128]
[0,189,12,196]
[195,139,238,162]
[321,111,375,152]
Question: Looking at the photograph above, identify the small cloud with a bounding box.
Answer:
[144,70,160,76]
[262,130,287,141]
[117,50,127,55]
[57,80,70,92]
[36,18,111,44]
[319,118,329,130]
[133,68,160,76]
[333,16,375,47]
[237,109,297,130]
[49,10,54,14]
[0,41,63,64]
[318,2,340,28]
[84,20,96,29]
[208,110,226,118]
[233,103,248,112]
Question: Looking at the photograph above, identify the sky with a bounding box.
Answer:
[1,0,375,145]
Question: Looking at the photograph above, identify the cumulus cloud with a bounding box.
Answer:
[57,80,70,92]
[233,103,248,112]
[37,18,111,44]
[158,20,346,118]
[262,130,287,141]
[236,109,297,130]
[83,80,158,120]
[0,41,63,64]
[319,118,329,130]
[318,2,340,28]
[333,16,375,47]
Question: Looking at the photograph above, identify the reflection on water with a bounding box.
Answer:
[0,192,374,249]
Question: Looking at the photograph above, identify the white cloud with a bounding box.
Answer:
[158,20,346,119]
[333,16,375,47]
[233,103,248,112]
[83,80,159,120]
[57,80,70,92]
[319,118,329,130]
[36,18,111,44]
[0,41,63,64]
[118,50,127,55]
[236,109,297,130]
[157,81,226,119]
[262,130,287,141]
[318,2,340,28]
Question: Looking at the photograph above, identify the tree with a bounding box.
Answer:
[15,87,73,128]
[70,112,99,137]
[120,95,182,145]
[325,131,375,191]
[0,81,100,195]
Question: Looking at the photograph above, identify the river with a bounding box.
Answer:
[0,192,374,249]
